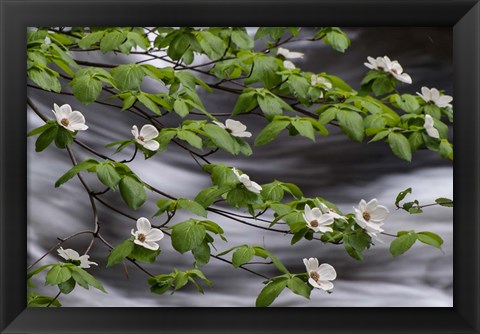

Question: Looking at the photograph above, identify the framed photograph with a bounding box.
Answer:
[1,0,479,333]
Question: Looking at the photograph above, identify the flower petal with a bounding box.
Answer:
[145,228,164,242]
[365,199,379,213]
[370,205,389,223]
[247,181,262,193]
[421,87,431,100]
[308,277,322,289]
[436,95,453,108]
[136,217,151,233]
[143,140,160,151]
[225,119,247,133]
[317,213,334,226]
[283,60,296,70]
[424,114,434,127]
[286,51,304,59]
[430,88,440,101]
[318,226,333,233]
[59,104,73,116]
[131,125,139,138]
[140,124,159,141]
[318,263,337,281]
[143,241,160,251]
[232,131,252,138]
[213,121,226,129]
[426,126,440,139]
[318,280,334,291]
[277,47,290,57]
[358,199,367,211]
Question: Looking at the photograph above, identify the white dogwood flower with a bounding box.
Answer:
[277,47,304,59]
[302,204,334,233]
[132,125,160,151]
[310,75,333,89]
[354,199,389,237]
[131,217,164,251]
[423,114,440,139]
[283,60,296,70]
[213,119,252,138]
[57,247,98,269]
[303,258,336,291]
[364,56,412,84]
[52,103,88,132]
[232,168,262,193]
[416,87,453,108]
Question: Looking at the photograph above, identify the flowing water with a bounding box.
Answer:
[27,27,453,307]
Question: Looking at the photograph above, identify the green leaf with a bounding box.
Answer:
[138,93,161,115]
[256,278,288,307]
[281,183,303,198]
[177,198,208,217]
[232,90,258,115]
[435,198,453,207]
[231,28,254,49]
[203,123,240,155]
[58,277,76,294]
[336,110,364,142]
[372,76,395,96]
[171,220,206,253]
[96,162,122,189]
[173,99,190,117]
[106,239,135,267]
[192,240,211,266]
[395,188,412,207]
[78,31,105,49]
[253,246,289,274]
[45,265,72,285]
[28,66,61,92]
[343,230,371,261]
[119,175,146,210]
[55,159,99,187]
[322,28,350,52]
[198,31,225,60]
[129,244,161,264]
[287,277,312,299]
[247,55,280,88]
[388,132,412,161]
[111,64,145,91]
[28,121,55,137]
[291,119,315,142]
[100,30,127,53]
[260,181,285,202]
[257,94,283,120]
[177,130,203,150]
[35,125,58,152]
[417,231,444,249]
[390,231,417,257]
[254,120,290,146]
[69,266,106,293]
[194,186,231,208]
[232,245,255,268]
[70,74,102,105]
[27,264,54,280]
[54,126,74,149]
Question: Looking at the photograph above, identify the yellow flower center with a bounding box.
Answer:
[310,271,320,282]
[363,212,371,221]
[61,118,69,126]
[310,220,319,227]
[138,233,146,242]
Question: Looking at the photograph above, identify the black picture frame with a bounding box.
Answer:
[1,0,479,333]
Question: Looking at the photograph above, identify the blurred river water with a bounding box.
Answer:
[27,27,453,307]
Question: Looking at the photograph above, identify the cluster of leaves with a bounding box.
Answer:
[54,158,147,210]
[148,268,212,295]
[28,120,75,151]
[28,262,106,297]
[395,187,453,214]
